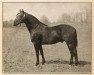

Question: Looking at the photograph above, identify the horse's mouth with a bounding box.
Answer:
[13,22,21,26]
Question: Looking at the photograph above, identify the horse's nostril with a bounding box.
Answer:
[13,25,16,26]
[13,22,17,26]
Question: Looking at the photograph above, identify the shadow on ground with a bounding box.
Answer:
[46,59,91,67]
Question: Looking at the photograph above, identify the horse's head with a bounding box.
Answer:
[14,9,25,26]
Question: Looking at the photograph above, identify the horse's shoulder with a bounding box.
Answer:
[30,32,42,43]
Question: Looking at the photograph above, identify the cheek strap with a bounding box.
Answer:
[19,13,25,23]
[23,14,25,18]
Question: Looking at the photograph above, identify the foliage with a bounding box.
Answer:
[3,9,91,28]
[40,15,51,25]
[3,19,14,27]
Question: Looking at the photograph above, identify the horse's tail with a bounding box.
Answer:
[75,31,78,49]
[75,36,78,48]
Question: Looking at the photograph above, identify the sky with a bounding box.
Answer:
[3,3,91,22]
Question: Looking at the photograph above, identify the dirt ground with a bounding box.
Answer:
[2,23,92,74]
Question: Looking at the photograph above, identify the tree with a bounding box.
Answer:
[40,15,51,25]
[57,13,71,23]
[3,19,14,27]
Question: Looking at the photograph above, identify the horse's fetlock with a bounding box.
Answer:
[42,60,46,65]
[35,62,39,66]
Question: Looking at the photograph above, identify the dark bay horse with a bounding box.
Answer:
[14,9,78,66]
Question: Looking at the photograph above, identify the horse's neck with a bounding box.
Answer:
[24,13,47,33]
[24,13,41,32]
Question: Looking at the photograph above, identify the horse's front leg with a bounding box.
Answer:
[39,45,45,65]
[34,44,40,66]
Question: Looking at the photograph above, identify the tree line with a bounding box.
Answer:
[3,9,91,27]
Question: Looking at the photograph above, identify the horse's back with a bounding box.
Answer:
[51,24,76,32]
[31,24,77,45]
[51,24,77,43]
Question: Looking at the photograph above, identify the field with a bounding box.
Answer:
[2,23,92,74]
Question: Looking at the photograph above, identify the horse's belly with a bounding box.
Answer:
[42,38,59,44]
[42,33,61,44]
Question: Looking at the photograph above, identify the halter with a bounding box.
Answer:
[18,13,25,24]
[21,13,25,21]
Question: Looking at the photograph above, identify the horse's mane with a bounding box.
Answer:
[25,12,47,26]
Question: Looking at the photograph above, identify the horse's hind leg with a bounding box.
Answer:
[69,51,74,65]
[73,48,78,65]
[66,43,74,65]
[39,45,46,65]
[66,42,78,65]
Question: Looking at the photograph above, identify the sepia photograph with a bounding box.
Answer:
[2,2,92,74]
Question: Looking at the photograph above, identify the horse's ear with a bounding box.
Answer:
[20,9,21,12]
[22,9,24,13]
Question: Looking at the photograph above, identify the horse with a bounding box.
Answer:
[14,9,78,66]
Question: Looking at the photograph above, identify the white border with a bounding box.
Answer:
[0,0,93,75]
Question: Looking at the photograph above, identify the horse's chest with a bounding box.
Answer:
[30,30,43,44]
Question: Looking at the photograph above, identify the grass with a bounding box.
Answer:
[2,23,92,73]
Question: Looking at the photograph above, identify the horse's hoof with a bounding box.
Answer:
[69,62,73,65]
[42,60,46,65]
[75,62,78,66]
[35,62,39,66]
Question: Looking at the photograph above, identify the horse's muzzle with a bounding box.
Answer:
[13,20,17,26]
[13,23,16,26]
[13,21,19,26]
